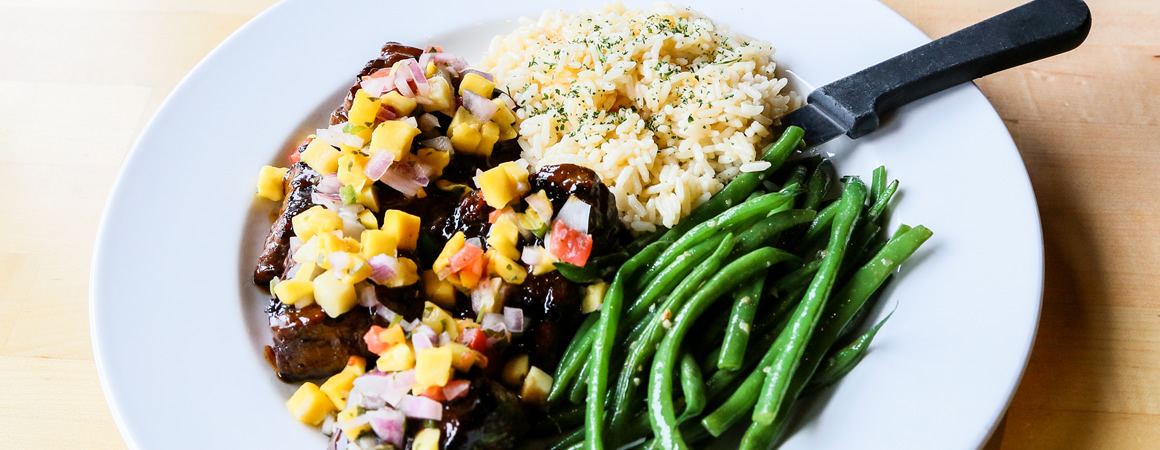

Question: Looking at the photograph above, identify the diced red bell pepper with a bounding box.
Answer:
[418,385,447,402]
[363,325,389,355]
[459,327,488,353]
[450,245,483,273]
[442,380,471,401]
[549,220,594,266]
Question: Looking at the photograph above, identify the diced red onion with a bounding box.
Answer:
[481,312,509,346]
[328,252,351,275]
[427,53,469,72]
[288,236,303,255]
[339,209,365,238]
[497,92,517,110]
[361,74,395,97]
[418,53,433,71]
[284,263,302,280]
[462,68,495,82]
[461,89,497,122]
[470,278,496,314]
[312,192,344,211]
[503,307,525,334]
[380,162,425,197]
[439,332,452,347]
[366,409,406,447]
[420,136,452,153]
[321,413,336,437]
[394,71,415,97]
[520,246,544,267]
[525,193,554,223]
[407,59,429,96]
[373,304,398,322]
[557,196,592,234]
[355,435,379,450]
[316,124,365,149]
[327,426,347,450]
[364,150,395,181]
[357,282,378,308]
[417,114,440,133]
[367,254,400,284]
[442,380,471,401]
[413,325,438,350]
[354,370,415,409]
[399,395,443,421]
[317,174,342,194]
[465,237,483,249]
[400,116,419,129]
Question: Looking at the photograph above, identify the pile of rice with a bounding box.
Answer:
[481,2,797,232]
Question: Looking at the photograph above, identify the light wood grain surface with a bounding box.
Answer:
[0,0,1155,448]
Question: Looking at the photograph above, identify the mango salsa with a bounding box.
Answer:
[376,342,415,372]
[300,138,342,175]
[422,270,456,309]
[312,270,357,318]
[360,229,397,259]
[412,428,441,450]
[415,346,453,388]
[381,90,417,117]
[291,206,342,242]
[273,279,314,306]
[477,162,530,209]
[458,72,495,98]
[347,89,382,131]
[370,120,421,162]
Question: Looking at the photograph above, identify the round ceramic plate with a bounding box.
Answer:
[90,0,1043,448]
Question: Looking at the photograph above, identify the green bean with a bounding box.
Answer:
[770,259,821,300]
[627,225,670,254]
[648,248,798,450]
[537,404,586,436]
[870,165,887,205]
[654,126,804,245]
[732,209,817,257]
[740,225,932,441]
[739,417,779,450]
[805,309,894,394]
[783,163,809,194]
[555,251,629,284]
[718,274,767,371]
[804,160,833,211]
[625,233,727,324]
[570,357,591,405]
[639,191,795,290]
[619,241,670,308]
[794,200,840,254]
[549,427,585,450]
[866,179,898,224]
[753,178,866,424]
[609,235,737,433]
[548,314,599,405]
[700,345,723,379]
[587,255,632,450]
[676,352,707,423]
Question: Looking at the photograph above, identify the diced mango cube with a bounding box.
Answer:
[344,355,367,375]
[313,270,357,318]
[381,210,421,251]
[379,324,406,347]
[487,215,520,260]
[521,366,553,407]
[355,180,380,212]
[337,155,369,187]
[256,165,288,201]
[291,206,342,242]
[458,72,495,98]
[383,257,420,288]
[497,120,518,141]
[476,121,500,157]
[286,382,334,426]
[446,342,488,372]
[582,281,608,314]
[357,210,378,229]
[412,428,441,450]
[340,254,372,285]
[360,229,397,259]
[492,99,516,125]
[415,147,451,177]
[337,403,371,440]
[487,249,527,285]
[415,346,453,388]
[320,370,358,410]
[370,120,421,162]
[376,342,415,372]
[421,302,459,339]
[301,138,342,175]
[381,90,417,117]
[501,354,530,389]
[422,270,456,309]
[425,77,455,114]
[293,260,322,282]
[348,89,383,129]
[434,232,465,275]
[274,280,314,306]
[448,123,481,154]
[477,162,530,208]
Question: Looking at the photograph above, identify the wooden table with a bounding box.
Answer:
[0,0,1154,448]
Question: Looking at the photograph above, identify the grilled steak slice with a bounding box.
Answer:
[330,42,424,125]
[506,272,585,372]
[254,162,319,287]
[267,301,375,382]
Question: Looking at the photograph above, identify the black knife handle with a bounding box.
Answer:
[809,0,1091,139]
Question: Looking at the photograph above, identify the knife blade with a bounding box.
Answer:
[779,0,1090,149]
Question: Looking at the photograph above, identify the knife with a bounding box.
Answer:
[781,0,1091,148]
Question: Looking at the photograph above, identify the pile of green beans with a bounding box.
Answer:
[541,126,933,450]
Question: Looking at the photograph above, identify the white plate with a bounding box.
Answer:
[91,0,1043,448]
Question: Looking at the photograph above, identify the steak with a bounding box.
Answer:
[253,161,319,287]
[267,301,375,382]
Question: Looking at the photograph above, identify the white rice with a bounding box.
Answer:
[481,2,798,232]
